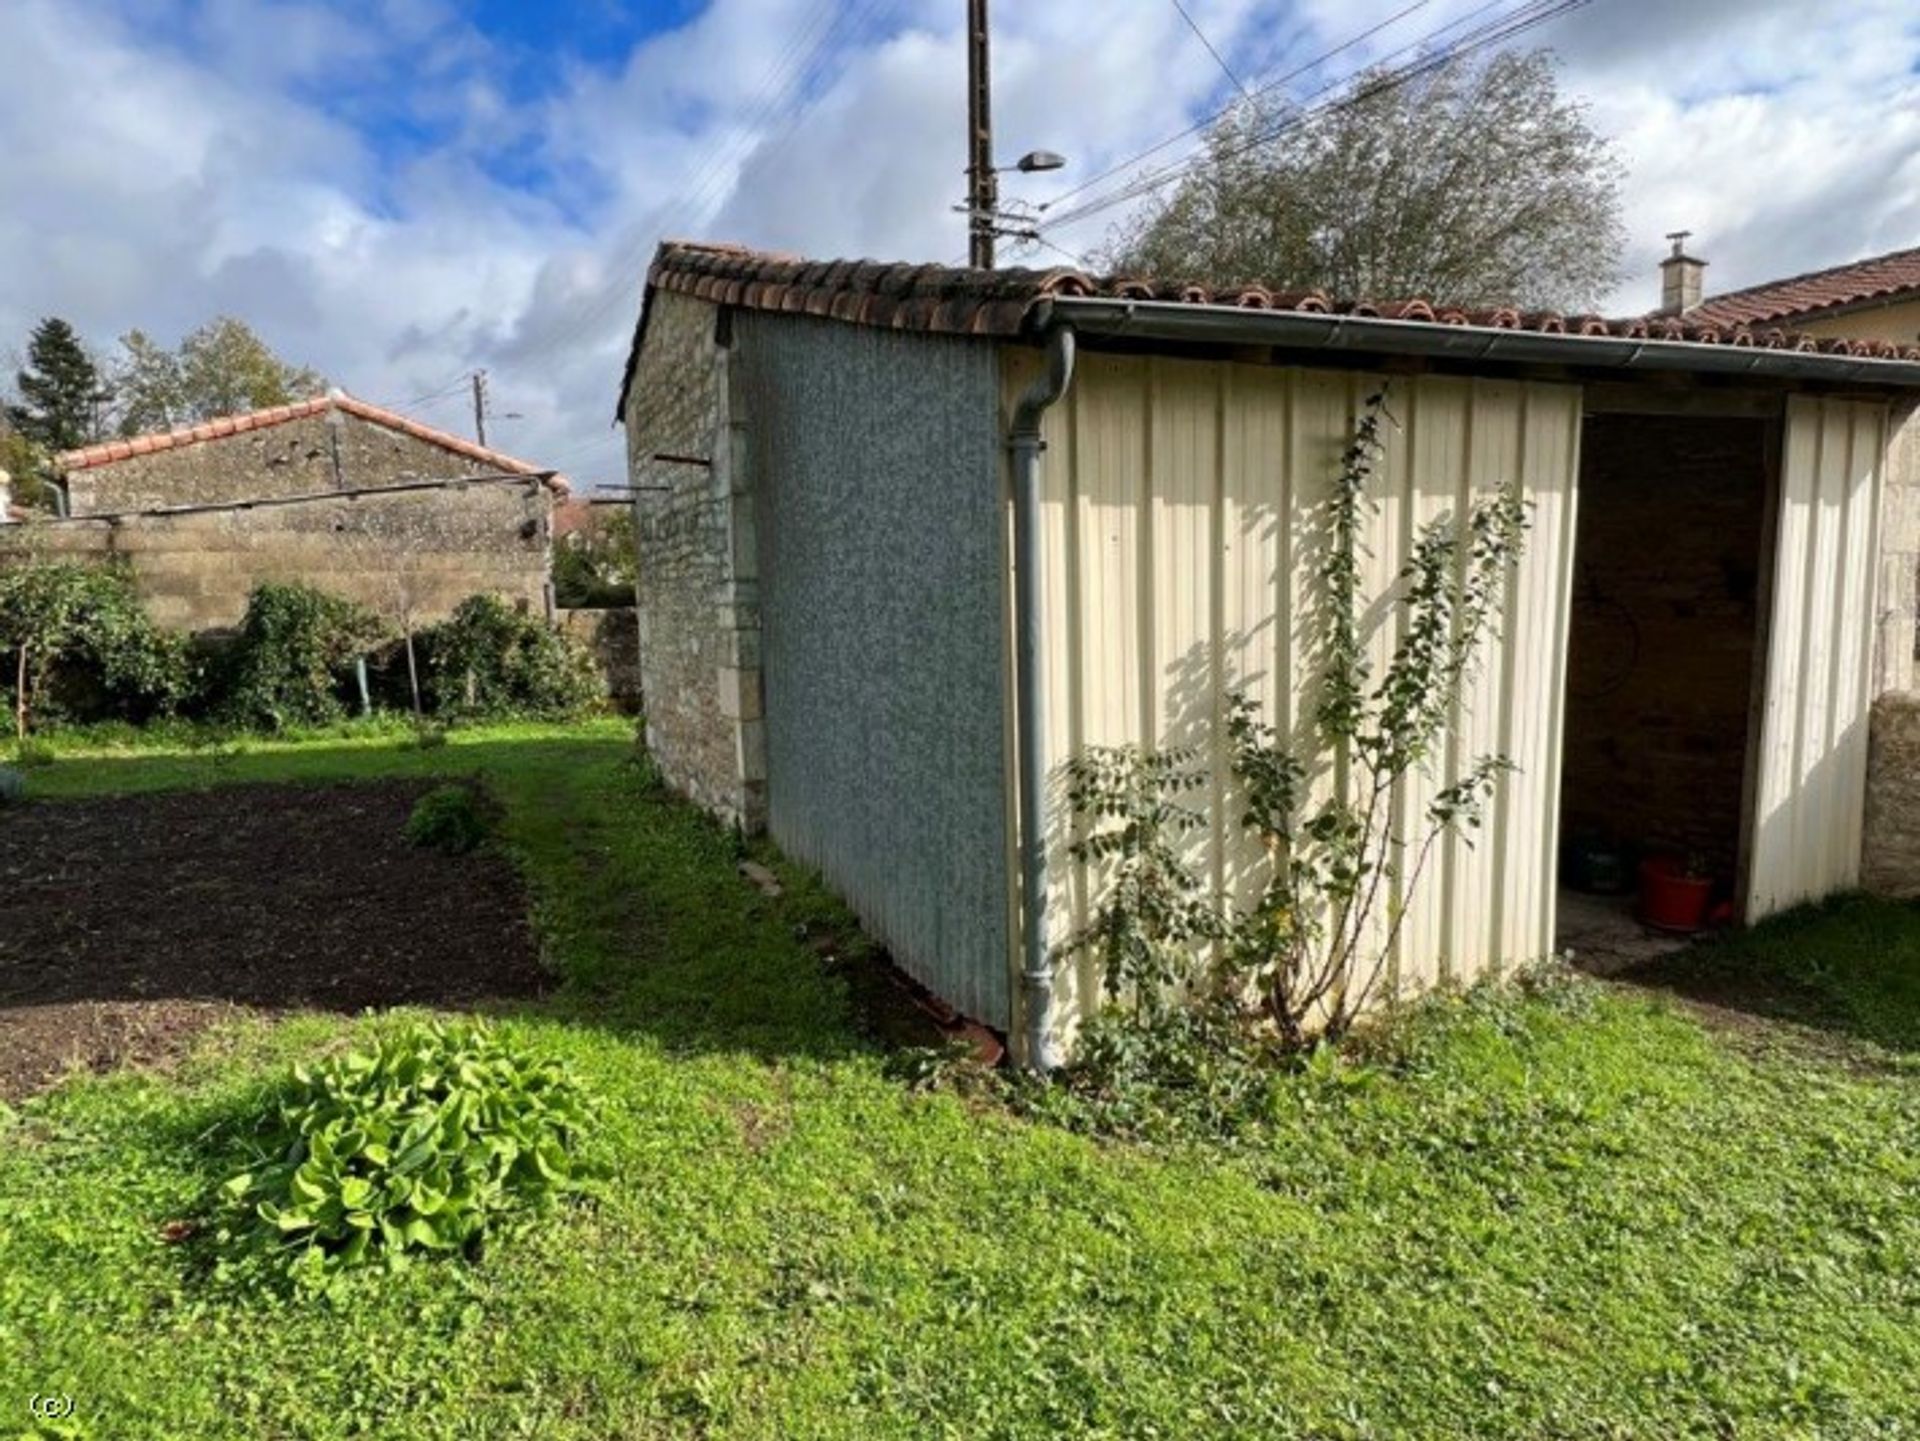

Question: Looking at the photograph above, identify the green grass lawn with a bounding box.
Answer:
[4,723,1919,1440]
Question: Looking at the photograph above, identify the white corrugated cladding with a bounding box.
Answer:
[1000,349,1584,1052]
[1746,396,1889,920]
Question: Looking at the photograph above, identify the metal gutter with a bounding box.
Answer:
[1007,324,1076,1072]
[1040,297,1920,387]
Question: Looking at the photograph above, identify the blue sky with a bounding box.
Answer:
[0,0,1915,490]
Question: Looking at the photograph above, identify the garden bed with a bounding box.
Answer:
[0,778,547,1099]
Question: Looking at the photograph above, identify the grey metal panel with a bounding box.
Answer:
[736,312,1011,1028]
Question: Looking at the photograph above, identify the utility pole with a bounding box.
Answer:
[471,370,488,448]
[965,0,995,269]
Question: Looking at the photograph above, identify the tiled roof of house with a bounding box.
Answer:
[56,392,569,492]
[620,240,1920,417]
[1685,245,1920,329]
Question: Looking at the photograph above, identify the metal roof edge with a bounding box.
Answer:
[1044,296,1920,388]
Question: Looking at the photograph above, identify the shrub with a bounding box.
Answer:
[10,738,55,768]
[0,557,196,734]
[219,583,385,730]
[0,765,24,805]
[408,720,449,750]
[404,782,499,855]
[219,1020,599,1291]
[422,594,600,719]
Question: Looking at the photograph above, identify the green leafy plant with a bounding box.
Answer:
[1062,743,1224,1022]
[10,737,55,768]
[422,594,601,719]
[1062,388,1531,1057]
[218,582,385,730]
[404,782,500,856]
[219,1020,600,1291]
[0,556,196,736]
[409,720,449,750]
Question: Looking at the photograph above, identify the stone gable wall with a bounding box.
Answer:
[64,411,510,514]
[622,291,763,828]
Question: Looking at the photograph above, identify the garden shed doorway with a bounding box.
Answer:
[1556,403,1772,969]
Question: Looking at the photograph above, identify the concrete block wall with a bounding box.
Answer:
[623,291,764,829]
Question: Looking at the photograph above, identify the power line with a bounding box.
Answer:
[1041,0,1592,236]
[1040,0,1443,217]
[510,0,890,368]
[1169,0,1252,101]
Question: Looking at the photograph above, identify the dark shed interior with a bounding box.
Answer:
[1558,411,1771,910]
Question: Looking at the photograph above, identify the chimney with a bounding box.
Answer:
[1658,230,1706,316]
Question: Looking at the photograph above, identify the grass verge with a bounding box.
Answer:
[2,725,1918,1439]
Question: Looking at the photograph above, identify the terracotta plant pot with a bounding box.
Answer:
[1638,854,1714,933]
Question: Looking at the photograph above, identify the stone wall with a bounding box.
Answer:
[0,478,551,632]
[64,409,518,514]
[1560,414,1769,877]
[1864,693,1920,897]
[1876,403,1919,698]
[622,290,763,829]
[558,606,643,712]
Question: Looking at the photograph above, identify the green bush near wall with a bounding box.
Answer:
[217,583,388,731]
[421,594,602,720]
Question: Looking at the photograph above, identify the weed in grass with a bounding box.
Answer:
[10,737,55,768]
[403,781,501,856]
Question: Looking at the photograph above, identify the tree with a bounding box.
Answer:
[1107,50,1625,312]
[0,425,54,513]
[113,317,324,433]
[112,329,186,435]
[7,318,109,453]
[552,507,638,608]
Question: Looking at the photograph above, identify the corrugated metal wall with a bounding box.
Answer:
[1746,395,1889,920]
[737,313,1014,1027]
[1001,350,1583,1049]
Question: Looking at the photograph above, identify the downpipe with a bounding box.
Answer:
[1008,325,1075,1072]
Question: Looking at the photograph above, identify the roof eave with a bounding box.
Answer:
[1044,297,1920,388]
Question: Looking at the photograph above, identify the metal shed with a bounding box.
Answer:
[618,243,1920,1067]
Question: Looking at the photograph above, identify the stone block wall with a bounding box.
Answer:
[622,290,763,829]
[0,479,551,632]
[65,410,514,514]
[558,606,643,712]
[1864,693,1920,898]
[1865,404,1920,896]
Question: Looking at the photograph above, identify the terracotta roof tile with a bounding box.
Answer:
[55,393,570,493]
[1686,245,1920,329]
[617,240,1920,420]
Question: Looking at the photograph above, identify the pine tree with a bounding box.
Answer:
[7,318,108,452]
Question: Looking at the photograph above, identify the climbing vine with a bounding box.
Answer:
[1064,387,1530,1054]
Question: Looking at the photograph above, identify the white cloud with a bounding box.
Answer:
[1,0,1915,490]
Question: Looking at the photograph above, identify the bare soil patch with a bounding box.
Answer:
[0,780,547,1100]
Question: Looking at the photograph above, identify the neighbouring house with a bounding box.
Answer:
[617,239,1920,1066]
[0,391,567,632]
[1656,235,1920,348]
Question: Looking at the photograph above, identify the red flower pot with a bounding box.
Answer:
[1638,854,1714,933]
